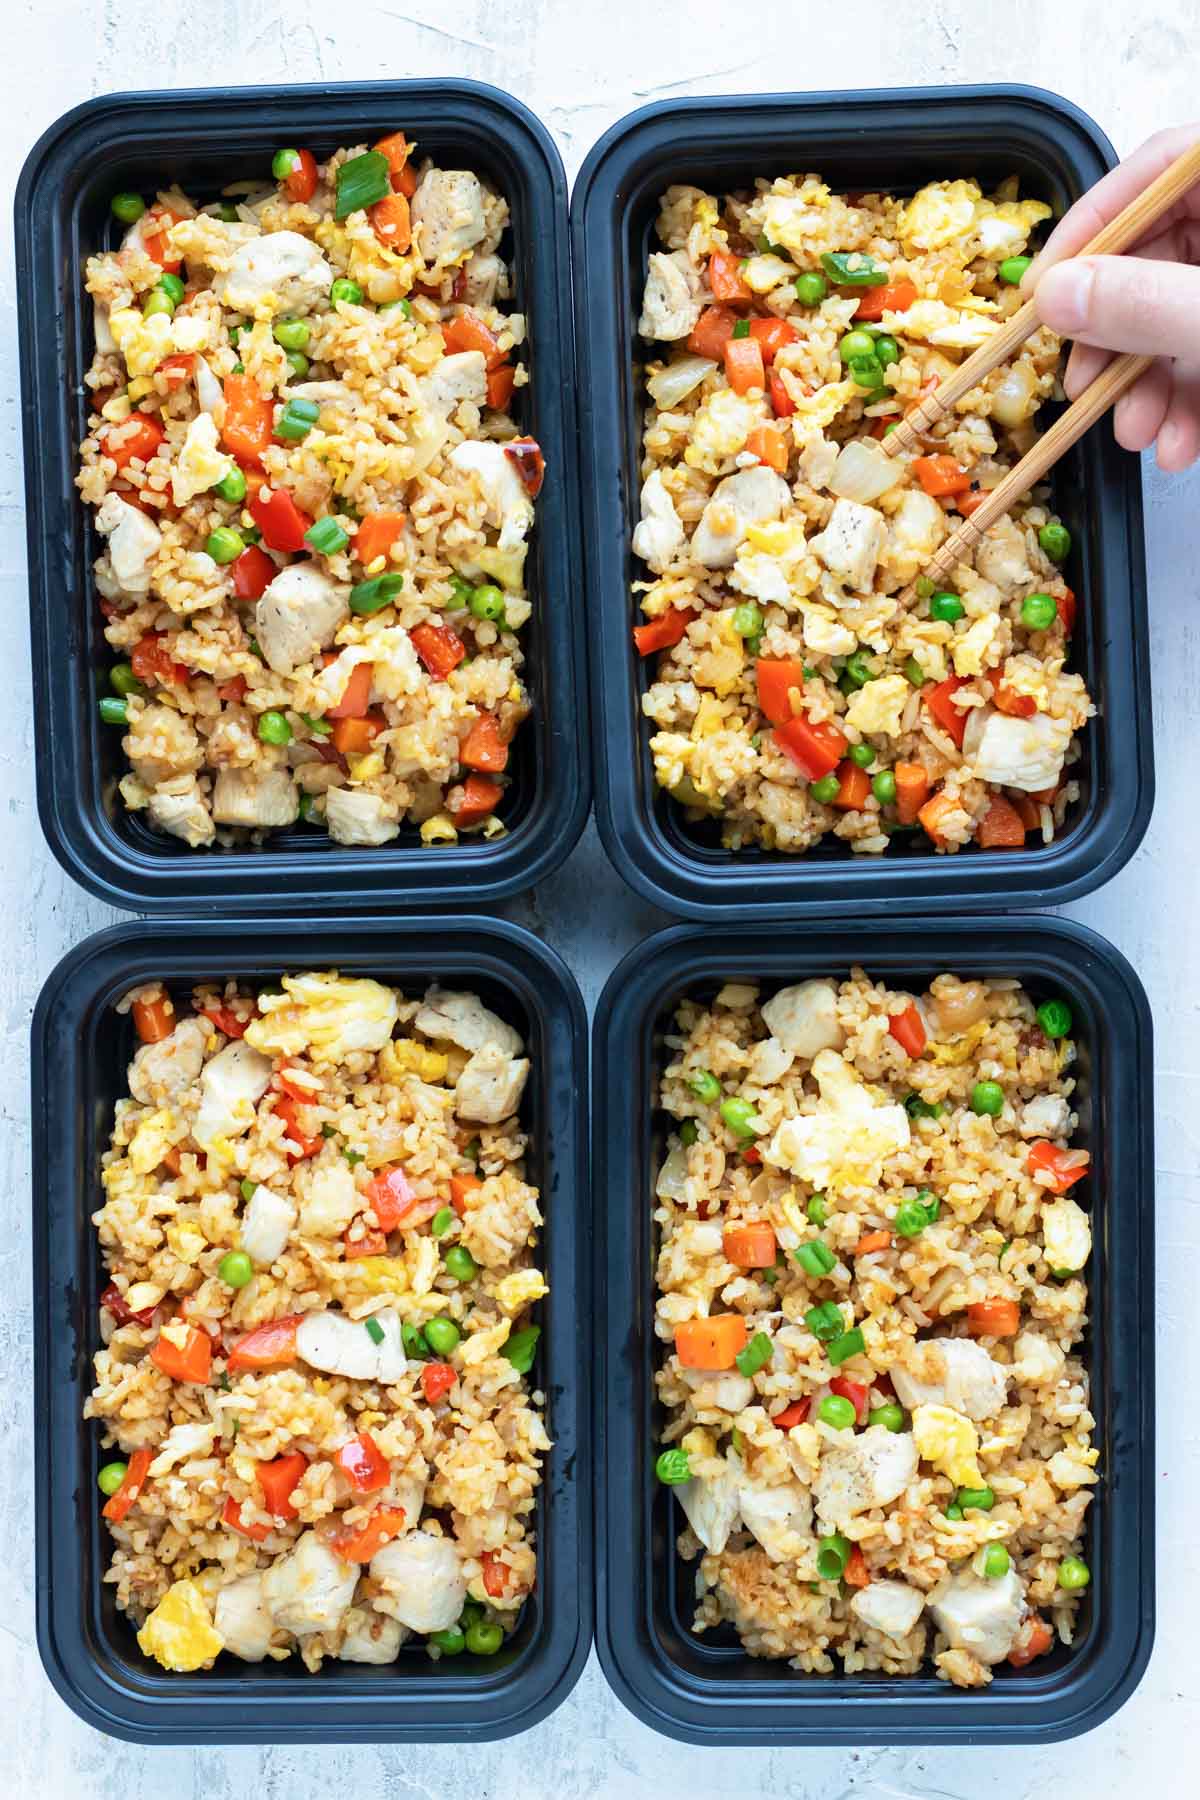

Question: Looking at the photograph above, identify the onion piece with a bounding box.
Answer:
[655,1145,691,1202]
[648,355,716,410]
[828,437,902,503]
[194,355,225,420]
[961,702,993,759]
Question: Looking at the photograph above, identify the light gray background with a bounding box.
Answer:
[2,3,1196,1792]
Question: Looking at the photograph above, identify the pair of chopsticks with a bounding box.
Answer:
[886,140,1200,593]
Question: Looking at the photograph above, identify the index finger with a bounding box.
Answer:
[1025,123,1200,280]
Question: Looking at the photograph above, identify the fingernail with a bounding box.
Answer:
[1036,262,1094,333]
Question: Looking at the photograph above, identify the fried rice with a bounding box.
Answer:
[87,972,547,1672]
[632,174,1091,856]
[653,970,1095,1687]
[79,132,542,853]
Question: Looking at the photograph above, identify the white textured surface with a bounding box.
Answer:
[2,2,1198,1789]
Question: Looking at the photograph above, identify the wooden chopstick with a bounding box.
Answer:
[884,139,1200,457]
[898,350,1152,598]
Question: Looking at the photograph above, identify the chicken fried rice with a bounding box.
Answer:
[87,973,547,1672]
[654,971,1095,1687]
[81,132,542,852]
[633,175,1090,856]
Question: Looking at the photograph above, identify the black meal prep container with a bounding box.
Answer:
[31,917,590,1743]
[593,917,1154,1744]
[15,80,588,912]
[572,86,1153,919]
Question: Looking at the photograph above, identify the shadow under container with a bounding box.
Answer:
[572,85,1152,918]
[31,917,589,1743]
[592,916,1153,1743]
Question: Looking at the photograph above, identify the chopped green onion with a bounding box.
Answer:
[335,150,391,220]
[277,397,319,441]
[240,1179,257,1201]
[807,1194,828,1225]
[364,1316,385,1345]
[795,1240,836,1278]
[304,517,350,556]
[402,1321,429,1360]
[828,1326,865,1367]
[302,713,333,735]
[109,663,145,698]
[99,696,128,726]
[431,1206,455,1238]
[731,318,751,339]
[679,1120,698,1147]
[503,1325,540,1373]
[820,251,888,287]
[904,1092,944,1121]
[735,1331,773,1378]
[805,1300,844,1342]
[350,572,404,615]
[816,1532,851,1580]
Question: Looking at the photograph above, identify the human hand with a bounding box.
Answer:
[1028,124,1200,471]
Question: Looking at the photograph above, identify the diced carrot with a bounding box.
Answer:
[411,622,466,681]
[988,670,1037,719]
[723,336,766,395]
[1012,793,1041,830]
[894,761,930,826]
[774,1399,810,1429]
[977,795,1028,848]
[279,147,319,204]
[421,1363,458,1405]
[854,1229,893,1257]
[459,711,509,773]
[373,131,413,192]
[354,511,406,567]
[487,363,516,410]
[745,423,788,473]
[917,789,960,844]
[708,250,752,303]
[249,484,313,553]
[1026,1141,1090,1193]
[674,1315,748,1370]
[833,760,871,811]
[686,304,737,361]
[274,1094,323,1160]
[102,414,165,470]
[966,1299,1021,1338]
[273,1062,318,1105]
[450,1173,483,1217]
[1056,588,1077,635]
[722,1223,778,1268]
[150,1323,212,1385]
[370,192,411,252]
[132,994,175,1043]
[221,374,274,469]
[141,206,186,273]
[231,545,275,601]
[748,317,799,364]
[448,774,502,827]
[913,454,971,497]
[440,308,504,366]
[1029,784,1059,805]
[768,369,795,417]
[888,1003,927,1058]
[222,1496,271,1542]
[330,1505,407,1561]
[633,607,694,656]
[331,712,385,755]
[957,488,990,517]
[843,1544,871,1587]
[775,715,848,780]
[1008,1614,1055,1668]
[226,1314,303,1373]
[481,1551,510,1598]
[755,657,807,728]
[854,278,918,321]
[335,1432,389,1493]
[258,1451,308,1518]
[364,1164,418,1232]
[326,661,373,720]
[102,1446,153,1523]
[924,676,968,748]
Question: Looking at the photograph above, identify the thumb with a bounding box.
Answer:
[1034,254,1200,358]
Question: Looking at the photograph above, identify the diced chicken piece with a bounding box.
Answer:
[1042,1197,1091,1272]
[214,1574,275,1663]
[422,350,488,416]
[461,251,504,307]
[411,169,487,266]
[638,251,702,341]
[147,781,216,848]
[975,516,1033,594]
[891,1338,1008,1422]
[129,1015,208,1103]
[255,562,348,677]
[971,712,1073,793]
[414,989,523,1058]
[338,1606,406,1663]
[813,1425,918,1529]
[1020,1093,1072,1140]
[323,788,401,847]
[211,767,300,829]
[851,1578,925,1639]
[681,1369,755,1413]
[370,1530,467,1633]
[261,1531,359,1637]
[766,1048,910,1189]
[760,980,844,1059]
[147,1421,218,1476]
[171,411,232,506]
[675,1462,742,1553]
[738,1479,813,1562]
[295,1308,407,1383]
[1010,1329,1066,1387]
[690,467,790,569]
[632,469,686,574]
[809,498,887,593]
[455,1042,530,1123]
[885,488,948,581]
[929,1564,1026,1665]
[241,1182,296,1266]
[193,1039,273,1148]
[213,229,333,316]
[447,441,534,551]
[297,1162,361,1237]
[746,1035,794,1085]
[95,492,162,596]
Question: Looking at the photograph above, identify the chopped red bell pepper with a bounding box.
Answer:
[768,369,796,417]
[503,436,545,497]
[888,1002,927,1058]
[923,676,969,749]
[854,278,918,321]
[343,1225,389,1260]
[774,714,849,780]
[748,317,799,364]
[633,607,694,656]
[1026,1140,1090,1193]
[220,374,274,469]
[248,485,313,554]
[421,1362,458,1405]
[231,544,275,600]
[100,1282,157,1329]
[411,622,466,681]
[131,632,187,688]
[222,1495,271,1542]
[102,414,165,470]
[686,304,737,361]
[150,1323,212,1385]
[773,1399,811,1430]
[102,1446,153,1523]
[325,660,373,720]
[225,1314,303,1373]
[481,1550,509,1597]
[202,1003,248,1039]
[755,657,807,727]
[335,1432,389,1493]
[330,1505,407,1561]
[274,1094,322,1160]
[364,1164,419,1232]
[257,1451,308,1518]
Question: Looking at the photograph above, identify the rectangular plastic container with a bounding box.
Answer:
[31,917,589,1743]
[16,80,588,912]
[592,917,1154,1744]
[572,86,1153,918]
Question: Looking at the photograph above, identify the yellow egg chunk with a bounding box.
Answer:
[136,1580,225,1672]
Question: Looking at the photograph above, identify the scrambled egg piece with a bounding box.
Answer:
[845,672,911,737]
[741,253,794,293]
[378,1039,449,1083]
[683,389,764,472]
[1042,1197,1091,1272]
[786,377,858,436]
[137,1580,224,1672]
[898,180,982,250]
[975,198,1053,259]
[128,1110,176,1175]
[732,518,819,608]
[165,1218,207,1264]
[108,307,173,377]
[764,1048,910,1190]
[894,298,1000,352]
[494,1269,548,1316]
[171,413,232,507]
[928,1019,990,1066]
[246,973,399,1065]
[952,614,1001,678]
[912,1403,983,1488]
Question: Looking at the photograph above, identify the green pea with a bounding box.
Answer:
[818,1394,856,1430]
[719,1096,759,1139]
[848,742,874,769]
[915,576,935,598]
[465,1619,504,1656]
[732,601,763,638]
[872,770,896,805]
[944,1503,964,1521]
[982,1543,1011,1579]
[444,1245,478,1283]
[839,328,877,364]
[459,1600,484,1628]
[380,297,414,319]
[655,1446,691,1485]
[816,1532,850,1580]
[330,277,364,306]
[424,1316,461,1356]
[97,1460,128,1496]
[429,1626,465,1655]
[868,1403,905,1433]
[894,1198,932,1238]
[99,696,128,726]
[1039,521,1071,563]
[795,1240,836,1278]
[156,272,185,307]
[687,1070,720,1105]
[1020,592,1058,630]
[806,1194,828,1225]
[273,317,311,352]
[679,1120,699,1147]
[205,526,245,565]
[468,583,506,623]
[847,353,885,390]
[805,1300,844,1342]
[998,255,1032,286]
[218,1249,254,1288]
[231,361,246,375]
[810,773,841,806]
[970,1080,1005,1117]
[284,349,310,379]
[109,663,145,698]
[874,333,900,369]
[903,655,925,687]
[794,271,828,306]
[842,650,873,689]
[431,1206,455,1238]
[1036,998,1073,1039]
[142,289,176,319]
[257,710,293,746]
[111,192,145,224]
[1058,1556,1090,1591]
[402,1322,430,1360]
[958,1486,995,1512]
[929,591,965,623]
[272,148,303,181]
[215,466,247,504]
